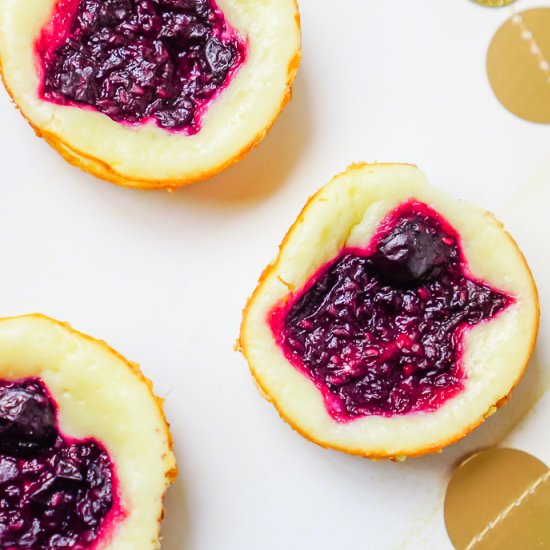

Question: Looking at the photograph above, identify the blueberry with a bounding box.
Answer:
[29,477,57,505]
[0,388,56,457]
[372,218,453,286]
[204,38,234,83]
[29,459,84,507]
[55,458,84,483]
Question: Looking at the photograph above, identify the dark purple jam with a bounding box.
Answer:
[270,202,513,421]
[35,0,246,132]
[0,379,120,549]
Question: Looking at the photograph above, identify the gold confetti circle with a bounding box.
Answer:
[487,8,550,123]
[445,448,550,550]
[473,0,517,7]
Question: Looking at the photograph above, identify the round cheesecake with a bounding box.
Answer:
[0,314,176,548]
[0,0,301,189]
[240,163,539,459]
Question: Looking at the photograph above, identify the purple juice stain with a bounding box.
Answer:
[271,202,513,421]
[36,0,246,132]
[0,379,118,548]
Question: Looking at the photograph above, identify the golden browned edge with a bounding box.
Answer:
[238,162,541,461]
[0,2,302,190]
[0,313,178,542]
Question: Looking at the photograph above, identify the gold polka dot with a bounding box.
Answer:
[487,8,550,123]
[473,0,517,7]
[445,448,550,550]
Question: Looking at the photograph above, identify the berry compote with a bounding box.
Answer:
[0,379,121,548]
[270,201,514,421]
[35,0,246,132]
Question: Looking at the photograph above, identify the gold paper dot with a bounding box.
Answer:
[487,8,550,124]
[445,448,550,550]
[473,0,517,7]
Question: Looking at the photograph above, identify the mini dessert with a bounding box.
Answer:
[0,0,300,188]
[240,163,539,459]
[0,314,176,547]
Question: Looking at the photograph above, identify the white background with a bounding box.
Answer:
[0,0,549,548]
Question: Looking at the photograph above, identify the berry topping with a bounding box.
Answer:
[0,379,119,548]
[270,202,513,421]
[35,0,246,132]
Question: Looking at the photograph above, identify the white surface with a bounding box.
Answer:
[0,0,548,548]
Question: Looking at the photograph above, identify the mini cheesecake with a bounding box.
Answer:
[0,0,301,189]
[0,314,176,548]
[240,163,539,459]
